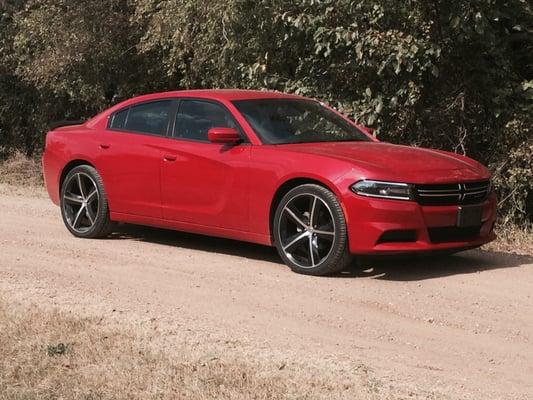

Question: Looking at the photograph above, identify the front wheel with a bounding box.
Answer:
[60,165,114,238]
[273,184,353,275]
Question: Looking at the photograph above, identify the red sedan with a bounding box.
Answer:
[42,90,497,275]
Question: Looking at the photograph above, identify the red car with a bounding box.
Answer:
[42,90,497,275]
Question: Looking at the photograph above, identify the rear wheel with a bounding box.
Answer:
[60,165,113,238]
[273,184,353,275]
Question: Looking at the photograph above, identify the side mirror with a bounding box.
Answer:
[207,127,241,144]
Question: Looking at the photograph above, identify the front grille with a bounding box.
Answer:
[415,181,490,206]
[428,226,481,243]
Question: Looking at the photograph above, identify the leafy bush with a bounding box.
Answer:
[0,0,531,225]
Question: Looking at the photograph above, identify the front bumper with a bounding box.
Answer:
[343,191,497,254]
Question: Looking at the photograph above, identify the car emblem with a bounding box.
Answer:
[458,183,466,202]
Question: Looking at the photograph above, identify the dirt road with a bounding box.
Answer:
[1,185,532,399]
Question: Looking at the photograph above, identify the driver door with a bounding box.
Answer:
[160,99,251,232]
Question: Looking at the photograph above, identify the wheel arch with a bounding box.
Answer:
[269,176,341,239]
[59,159,96,196]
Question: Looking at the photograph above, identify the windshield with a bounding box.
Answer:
[232,99,370,144]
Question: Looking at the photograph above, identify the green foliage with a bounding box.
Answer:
[492,128,533,225]
[0,0,531,224]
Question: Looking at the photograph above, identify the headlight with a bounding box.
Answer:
[351,180,414,201]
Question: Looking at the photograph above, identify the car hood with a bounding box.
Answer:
[276,141,490,183]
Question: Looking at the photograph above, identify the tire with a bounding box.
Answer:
[273,184,353,275]
[60,165,114,238]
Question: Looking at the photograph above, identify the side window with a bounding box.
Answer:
[174,100,238,142]
[126,100,173,135]
[109,108,128,130]
[110,100,173,135]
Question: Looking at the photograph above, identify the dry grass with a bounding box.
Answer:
[484,224,533,255]
[0,298,417,400]
[0,152,43,187]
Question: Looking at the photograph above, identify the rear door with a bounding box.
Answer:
[96,99,177,218]
[160,99,251,231]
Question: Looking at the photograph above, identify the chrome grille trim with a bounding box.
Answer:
[464,189,488,196]
[418,193,461,197]
[415,181,490,205]
[418,189,461,193]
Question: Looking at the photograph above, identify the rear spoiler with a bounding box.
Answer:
[49,120,85,130]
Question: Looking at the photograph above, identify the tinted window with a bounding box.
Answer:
[112,100,173,135]
[109,108,128,130]
[232,99,369,144]
[175,100,238,142]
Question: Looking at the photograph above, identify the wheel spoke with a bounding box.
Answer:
[314,229,334,237]
[86,189,97,203]
[77,174,86,198]
[309,196,318,227]
[64,193,83,204]
[308,236,315,266]
[284,206,308,229]
[72,205,85,228]
[86,206,95,225]
[283,231,309,251]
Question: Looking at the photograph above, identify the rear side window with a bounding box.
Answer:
[109,108,128,130]
[109,100,173,136]
[174,100,238,142]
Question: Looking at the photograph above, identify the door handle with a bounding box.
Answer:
[99,144,110,149]
[163,155,177,162]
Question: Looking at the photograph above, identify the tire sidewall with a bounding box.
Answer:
[60,165,110,238]
[273,184,350,275]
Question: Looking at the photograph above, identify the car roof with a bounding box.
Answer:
[128,89,307,103]
[85,89,312,130]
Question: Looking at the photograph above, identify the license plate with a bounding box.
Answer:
[457,205,482,227]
